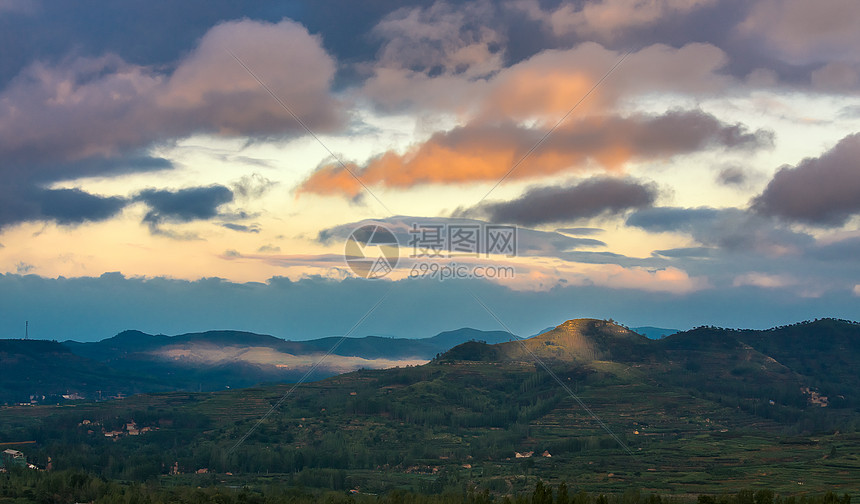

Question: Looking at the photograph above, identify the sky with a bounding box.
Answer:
[1,0,859,342]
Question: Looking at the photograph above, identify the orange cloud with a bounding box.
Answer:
[298,110,771,197]
[315,41,740,198]
[478,67,598,122]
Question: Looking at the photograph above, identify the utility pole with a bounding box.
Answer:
[25,321,28,340]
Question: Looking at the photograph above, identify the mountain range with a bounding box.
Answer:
[0,327,515,403]
[2,317,857,494]
[2,317,856,412]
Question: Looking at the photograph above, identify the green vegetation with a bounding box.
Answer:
[0,469,852,504]
[0,319,857,501]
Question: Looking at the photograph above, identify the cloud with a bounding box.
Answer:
[808,236,860,262]
[518,0,718,40]
[0,155,171,229]
[752,133,860,226]
[360,1,507,114]
[299,215,713,294]
[363,40,733,118]
[738,0,860,65]
[316,216,606,255]
[40,188,127,225]
[299,110,771,196]
[575,264,705,294]
[626,206,722,233]
[811,62,860,92]
[556,227,604,236]
[627,207,813,255]
[732,272,797,289]
[231,173,278,201]
[221,223,260,233]
[0,186,128,229]
[0,18,341,228]
[716,166,747,186]
[372,1,505,80]
[462,177,657,226]
[136,185,234,235]
[161,19,341,135]
[15,261,33,274]
[258,244,281,253]
[652,247,715,259]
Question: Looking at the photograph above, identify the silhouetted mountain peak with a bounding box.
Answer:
[107,329,161,343]
[426,328,514,347]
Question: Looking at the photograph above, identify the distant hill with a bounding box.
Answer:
[64,327,515,362]
[631,326,679,339]
[0,339,169,403]
[1,327,516,402]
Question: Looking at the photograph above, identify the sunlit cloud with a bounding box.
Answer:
[298,110,770,196]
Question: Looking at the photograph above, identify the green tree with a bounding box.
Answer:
[557,482,569,504]
[533,480,553,504]
[755,490,774,504]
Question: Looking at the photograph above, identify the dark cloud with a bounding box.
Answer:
[221,223,260,233]
[0,185,127,229]
[0,153,169,229]
[32,156,172,186]
[257,244,281,253]
[716,166,747,186]
[752,133,860,226]
[138,185,233,222]
[627,206,814,254]
[625,206,721,233]
[372,1,503,78]
[653,247,715,259]
[556,227,604,236]
[39,188,127,225]
[136,185,234,234]
[464,177,657,226]
[809,236,860,262]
